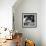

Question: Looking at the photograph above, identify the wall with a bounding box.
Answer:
[13,0,41,46]
[41,0,46,46]
[0,0,16,30]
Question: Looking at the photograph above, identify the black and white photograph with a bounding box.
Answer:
[22,13,37,28]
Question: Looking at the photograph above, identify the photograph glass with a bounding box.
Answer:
[22,13,37,28]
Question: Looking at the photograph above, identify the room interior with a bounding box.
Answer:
[0,0,46,46]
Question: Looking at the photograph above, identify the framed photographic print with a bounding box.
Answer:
[22,13,37,28]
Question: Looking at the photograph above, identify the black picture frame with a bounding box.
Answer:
[22,13,37,28]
